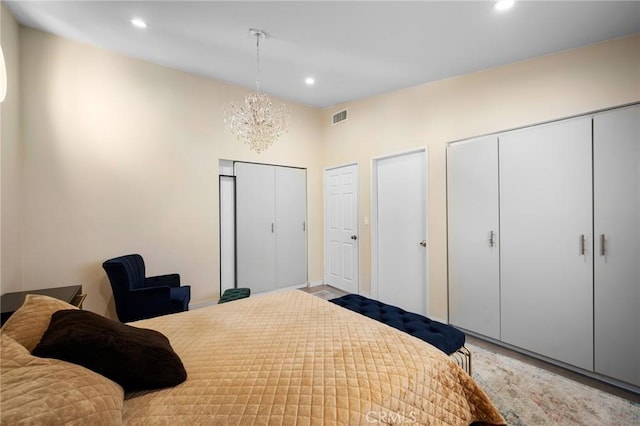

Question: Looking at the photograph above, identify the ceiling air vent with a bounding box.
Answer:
[332,109,348,126]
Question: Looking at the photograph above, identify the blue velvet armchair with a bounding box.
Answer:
[102,254,191,322]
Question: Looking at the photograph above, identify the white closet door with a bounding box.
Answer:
[594,106,640,386]
[235,163,276,293]
[275,167,307,288]
[499,117,593,370]
[448,136,500,339]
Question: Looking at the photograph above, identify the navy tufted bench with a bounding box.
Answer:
[329,294,471,373]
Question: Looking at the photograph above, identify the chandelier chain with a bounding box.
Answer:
[255,32,261,93]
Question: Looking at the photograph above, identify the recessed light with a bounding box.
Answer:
[493,0,515,11]
[130,18,148,29]
[305,77,315,86]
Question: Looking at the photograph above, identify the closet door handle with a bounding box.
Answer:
[600,234,606,256]
[489,230,496,248]
[271,223,274,233]
[580,234,586,255]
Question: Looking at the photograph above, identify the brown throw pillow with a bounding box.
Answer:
[32,309,187,391]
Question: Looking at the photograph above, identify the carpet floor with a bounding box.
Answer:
[469,343,640,425]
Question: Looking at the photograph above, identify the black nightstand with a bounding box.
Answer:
[1,285,84,325]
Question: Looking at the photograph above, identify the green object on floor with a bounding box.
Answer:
[219,288,251,304]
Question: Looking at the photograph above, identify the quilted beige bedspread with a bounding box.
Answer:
[125,290,505,425]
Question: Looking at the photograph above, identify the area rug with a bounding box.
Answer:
[468,343,640,425]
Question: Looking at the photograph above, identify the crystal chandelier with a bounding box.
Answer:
[224,29,289,154]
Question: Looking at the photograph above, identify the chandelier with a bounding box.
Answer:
[224,29,289,154]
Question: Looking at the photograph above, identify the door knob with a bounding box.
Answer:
[420,240,427,247]
[351,235,357,240]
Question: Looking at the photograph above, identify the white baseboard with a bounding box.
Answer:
[429,315,449,324]
[197,282,327,307]
[252,283,307,297]
[189,299,218,310]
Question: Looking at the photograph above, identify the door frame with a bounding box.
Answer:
[371,148,429,314]
[323,162,359,293]
[219,160,236,297]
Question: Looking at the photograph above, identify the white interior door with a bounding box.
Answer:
[593,106,640,386]
[235,162,276,293]
[499,117,593,370]
[324,164,359,293]
[375,150,427,315]
[447,136,500,339]
[275,167,307,288]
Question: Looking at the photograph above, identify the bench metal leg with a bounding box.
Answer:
[450,345,472,375]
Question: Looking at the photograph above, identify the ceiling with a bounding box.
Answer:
[5,1,640,108]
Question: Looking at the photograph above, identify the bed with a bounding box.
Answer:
[1,290,505,425]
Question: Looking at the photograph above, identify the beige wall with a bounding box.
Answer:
[1,2,22,295]
[18,27,324,317]
[320,34,640,321]
[7,16,640,322]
